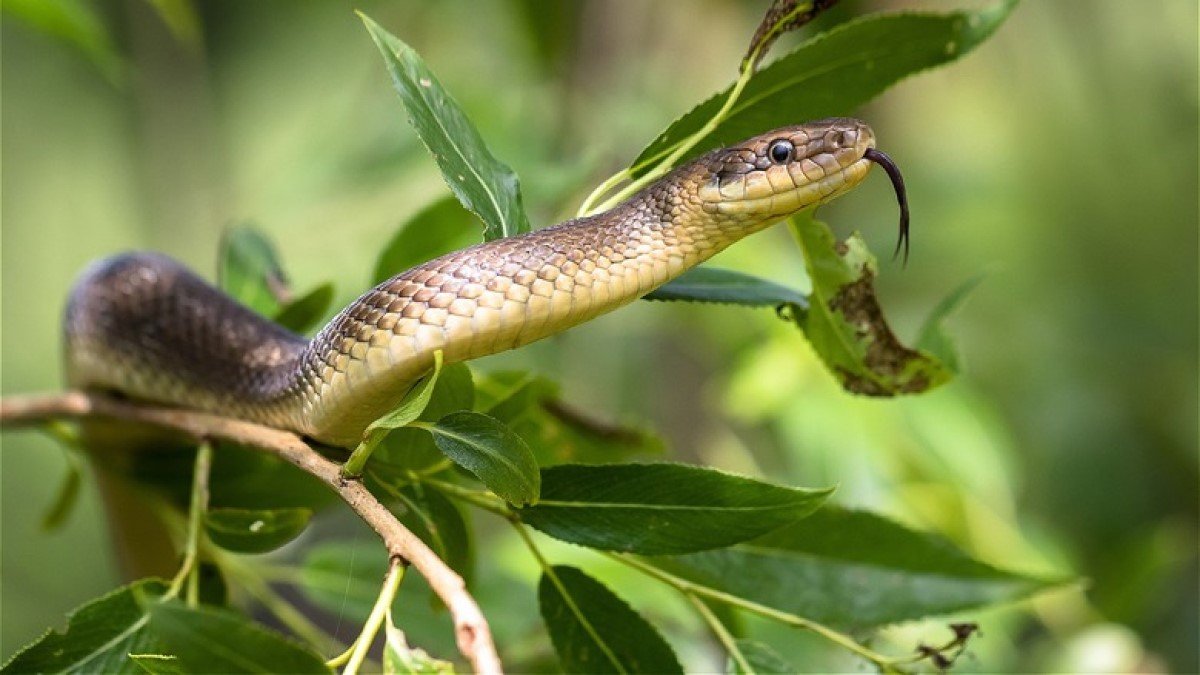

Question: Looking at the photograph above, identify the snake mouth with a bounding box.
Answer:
[864,148,911,264]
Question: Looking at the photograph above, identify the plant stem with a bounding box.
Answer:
[577,167,632,217]
[420,477,511,516]
[167,442,211,600]
[609,553,906,673]
[1,391,503,674]
[344,558,407,675]
[510,520,628,674]
[341,432,385,479]
[687,592,754,674]
[585,56,757,217]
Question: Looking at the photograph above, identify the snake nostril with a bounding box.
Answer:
[839,130,857,147]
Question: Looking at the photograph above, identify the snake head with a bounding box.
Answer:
[696,118,876,224]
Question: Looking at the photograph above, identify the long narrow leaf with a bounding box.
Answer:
[630,2,1017,177]
[360,13,531,241]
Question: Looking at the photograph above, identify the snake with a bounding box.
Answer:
[64,118,909,448]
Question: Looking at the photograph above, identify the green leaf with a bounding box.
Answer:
[392,483,473,582]
[644,267,808,308]
[373,196,479,285]
[359,13,531,241]
[490,375,659,459]
[123,439,332,512]
[2,0,125,85]
[145,600,329,673]
[481,372,664,466]
[273,282,336,334]
[383,621,456,674]
[203,507,313,554]
[786,210,952,395]
[207,441,338,511]
[727,640,793,674]
[41,455,83,530]
[629,2,1017,177]
[300,543,391,621]
[657,506,1065,629]
[143,0,202,50]
[129,653,186,674]
[1,579,167,674]
[519,463,832,554]
[367,351,445,434]
[218,225,290,316]
[373,361,475,475]
[299,542,456,656]
[915,272,987,373]
[421,411,540,506]
[539,566,683,675]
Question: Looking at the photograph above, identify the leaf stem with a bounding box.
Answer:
[608,553,906,674]
[420,477,511,516]
[341,432,386,479]
[167,442,212,601]
[344,558,407,675]
[510,520,628,675]
[577,167,632,217]
[687,592,754,674]
[584,51,758,217]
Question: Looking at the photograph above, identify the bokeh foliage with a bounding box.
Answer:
[1,1,1196,672]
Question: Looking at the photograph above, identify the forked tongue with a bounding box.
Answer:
[864,148,910,264]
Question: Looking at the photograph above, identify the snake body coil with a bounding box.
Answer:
[66,119,882,447]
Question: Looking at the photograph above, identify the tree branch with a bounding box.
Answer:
[0,391,503,675]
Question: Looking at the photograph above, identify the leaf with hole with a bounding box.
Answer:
[655,506,1067,629]
[539,565,682,674]
[360,13,530,241]
[519,463,831,554]
[203,507,312,554]
[785,210,952,395]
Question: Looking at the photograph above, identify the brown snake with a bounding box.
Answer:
[65,118,907,448]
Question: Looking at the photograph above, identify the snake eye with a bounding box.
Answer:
[768,139,794,164]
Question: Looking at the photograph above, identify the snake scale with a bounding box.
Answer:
[65,118,907,448]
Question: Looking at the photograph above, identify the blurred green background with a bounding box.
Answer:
[2,1,1196,672]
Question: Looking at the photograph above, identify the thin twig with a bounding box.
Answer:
[0,391,503,675]
[344,559,406,675]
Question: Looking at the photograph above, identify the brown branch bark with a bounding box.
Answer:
[0,391,502,675]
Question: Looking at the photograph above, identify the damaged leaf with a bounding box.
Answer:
[744,0,840,69]
[786,210,952,395]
